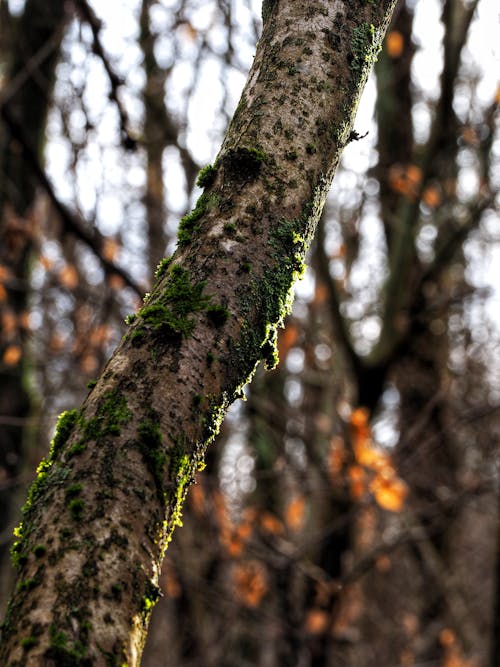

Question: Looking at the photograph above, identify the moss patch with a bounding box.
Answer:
[196,163,218,189]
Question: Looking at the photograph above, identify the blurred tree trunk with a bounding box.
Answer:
[0,1,398,664]
[0,0,66,613]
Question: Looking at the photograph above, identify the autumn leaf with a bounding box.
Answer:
[285,495,306,531]
[18,311,31,330]
[354,439,393,475]
[108,273,125,291]
[38,255,54,271]
[58,264,78,290]
[3,344,22,366]
[305,608,329,635]
[328,436,345,479]
[232,561,268,607]
[259,511,284,536]
[439,628,456,648]
[102,238,120,262]
[0,264,11,282]
[375,554,391,573]
[162,568,181,599]
[189,483,206,516]
[278,322,299,361]
[313,281,328,305]
[370,473,408,512]
[80,354,99,374]
[49,334,66,352]
[422,185,442,208]
[348,465,366,500]
[386,30,404,58]
[2,310,17,336]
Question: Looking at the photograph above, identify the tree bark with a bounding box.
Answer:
[0,1,397,664]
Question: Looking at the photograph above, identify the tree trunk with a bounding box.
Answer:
[0,2,397,664]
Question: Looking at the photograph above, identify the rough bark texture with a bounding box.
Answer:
[0,1,398,664]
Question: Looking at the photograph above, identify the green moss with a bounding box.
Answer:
[68,498,85,520]
[86,379,97,390]
[32,544,46,558]
[128,328,146,346]
[177,192,218,246]
[65,483,83,500]
[68,442,87,456]
[47,625,89,666]
[261,0,277,22]
[51,410,79,459]
[285,150,298,160]
[350,23,382,75]
[20,636,38,649]
[137,413,166,495]
[138,266,212,339]
[306,143,316,154]
[154,256,173,280]
[206,351,215,366]
[16,577,39,593]
[111,583,123,600]
[223,146,268,182]
[82,391,131,440]
[141,580,161,619]
[124,313,137,325]
[224,222,236,233]
[206,304,230,327]
[196,163,218,188]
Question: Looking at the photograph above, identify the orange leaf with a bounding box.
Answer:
[189,483,206,516]
[305,608,329,635]
[386,30,404,58]
[0,284,7,302]
[461,126,479,146]
[370,474,408,512]
[278,322,299,361]
[3,345,22,366]
[108,274,125,291]
[354,439,392,472]
[260,512,284,536]
[49,334,66,352]
[439,628,456,648]
[102,238,120,262]
[348,465,366,500]
[0,264,11,282]
[38,255,54,271]
[2,310,17,336]
[18,311,31,330]
[226,535,244,557]
[285,495,306,531]
[375,554,391,573]
[162,568,181,599]
[406,164,423,186]
[80,354,98,374]
[328,436,345,479]
[58,264,78,290]
[422,185,442,208]
[495,84,500,105]
[313,281,328,305]
[232,561,268,607]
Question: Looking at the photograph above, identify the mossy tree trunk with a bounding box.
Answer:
[0,1,398,664]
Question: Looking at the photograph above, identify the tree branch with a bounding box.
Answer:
[1,103,144,297]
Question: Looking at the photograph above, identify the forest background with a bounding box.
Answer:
[0,0,499,665]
